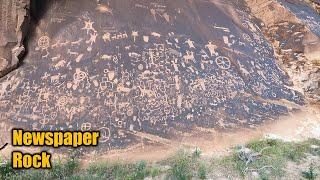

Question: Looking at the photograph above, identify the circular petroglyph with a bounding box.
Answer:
[57,96,68,107]
[38,36,50,49]
[243,33,252,42]
[81,122,92,131]
[215,56,231,70]
[242,22,249,29]
[73,69,87,82]
[138,63,144,70]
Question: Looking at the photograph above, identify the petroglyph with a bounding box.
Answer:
[0,0,313,152]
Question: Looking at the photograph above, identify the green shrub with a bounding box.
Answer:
[192,147,202,158]
[0,161,15,178]
[197,163,207,180]
[168,151,193,180]
[302,164,317,180]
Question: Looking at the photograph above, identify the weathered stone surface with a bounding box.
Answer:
[0,0,30,78]
[0,0,318,152]
[247,0,320,103]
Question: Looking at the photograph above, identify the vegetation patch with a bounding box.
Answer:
[0,139,319,179]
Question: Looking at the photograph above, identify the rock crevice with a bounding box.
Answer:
[0,0,30,78]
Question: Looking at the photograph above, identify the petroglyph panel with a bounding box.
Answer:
[0,0,307,151]
[276,0,320,36]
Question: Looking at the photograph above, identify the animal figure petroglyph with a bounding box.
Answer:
[101,54,112,60]
[51,54,61,61]
[151,32,161,38]
[71,38,83,46]
[183,51,195,63]
[60,40,70,46]
[129,52,141,58]
[67,49,79,56]
[54,60,66,68]
[117,83,131,93]
[111,32,128,41]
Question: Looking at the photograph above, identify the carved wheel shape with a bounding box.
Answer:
[215,56,231,70]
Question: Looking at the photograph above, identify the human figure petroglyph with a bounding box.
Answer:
[205,41,218,56]
[132,31,138,42]
[102,32,111,42]
[185,38,195,49]
[82,19,97,34]
[36,36,51,58]
[86,32,98,45]
[223,36,232,47]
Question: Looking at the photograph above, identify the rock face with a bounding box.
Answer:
[0,0,318,151]
[246,0,320,102]
[0,0,30,78]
